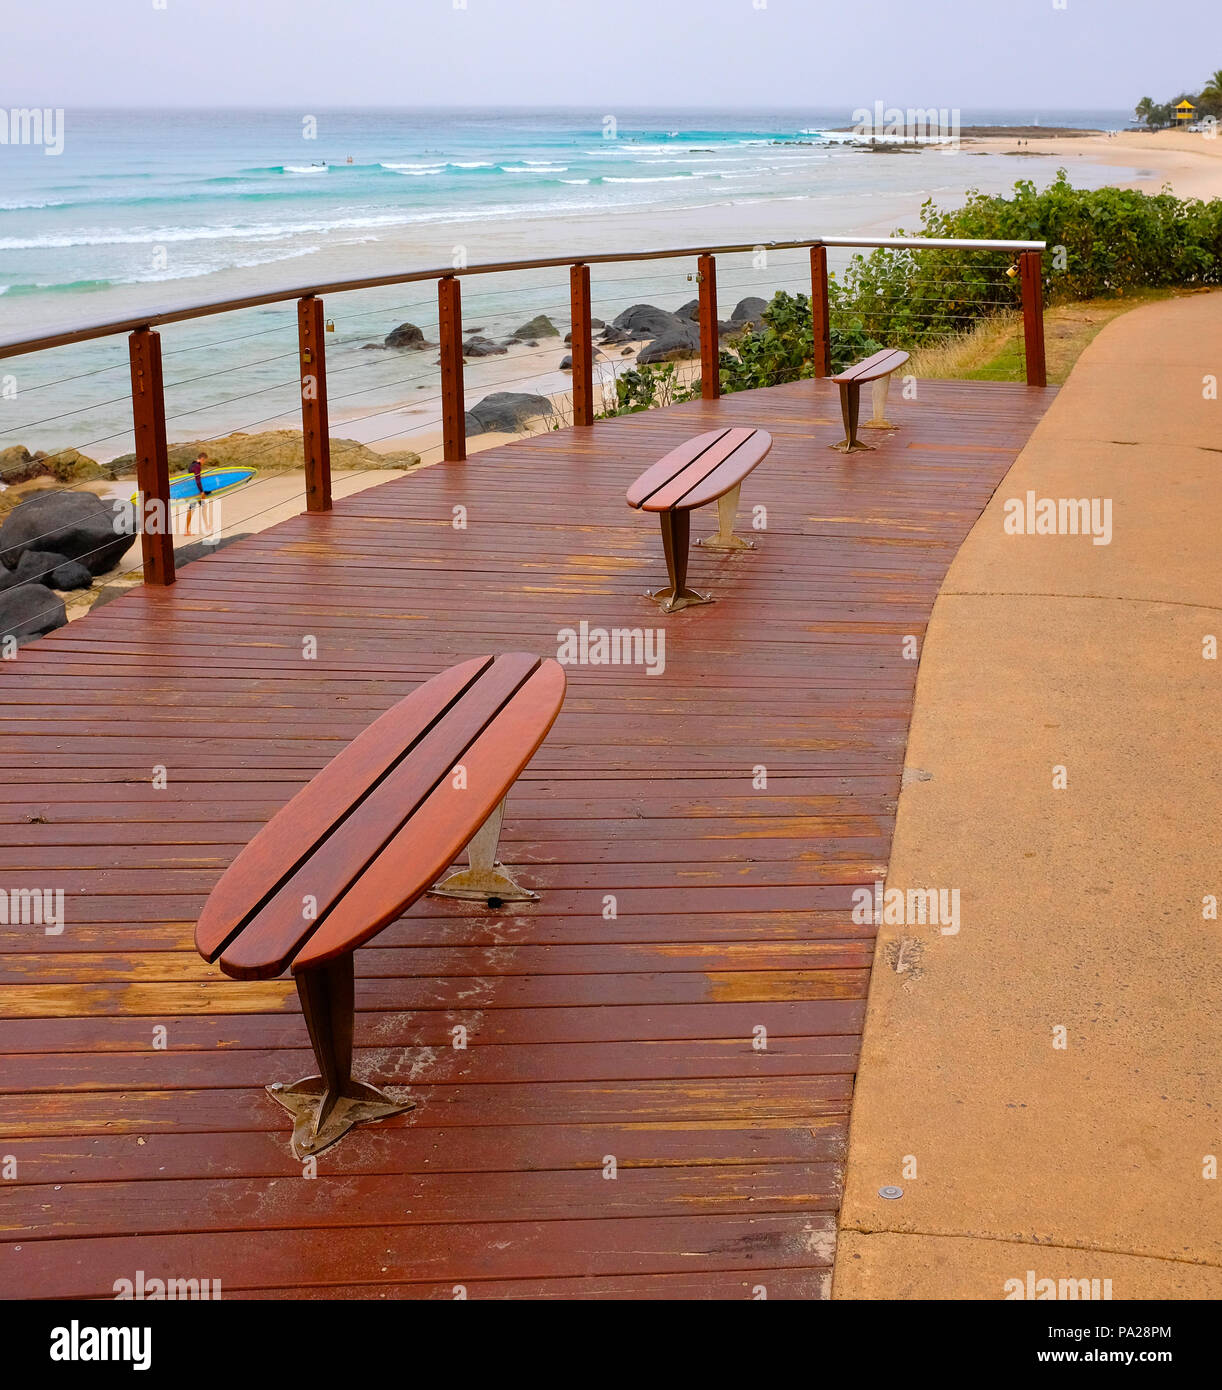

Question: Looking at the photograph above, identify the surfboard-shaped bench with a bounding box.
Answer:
[626,426,772,613]
[830,348,910,453]
[195,652,566,1158]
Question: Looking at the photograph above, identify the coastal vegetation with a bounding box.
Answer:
[686,174,1222,395]
[1134,67,1222,128]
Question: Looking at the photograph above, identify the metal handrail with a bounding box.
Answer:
[2,231,1049,589]
[0,235,1046,361]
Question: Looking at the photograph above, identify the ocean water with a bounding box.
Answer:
[0,107,1135,459]
[1,107,1134,302]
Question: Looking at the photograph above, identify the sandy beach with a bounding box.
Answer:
[964,126,1222,200]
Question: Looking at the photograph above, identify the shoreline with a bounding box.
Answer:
[962,127,1222,201]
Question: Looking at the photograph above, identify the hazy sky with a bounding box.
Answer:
[3,0,1219,111]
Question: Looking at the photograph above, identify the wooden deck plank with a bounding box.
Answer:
[0,376,1052,1299]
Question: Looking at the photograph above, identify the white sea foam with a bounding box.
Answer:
[604,173,716,183]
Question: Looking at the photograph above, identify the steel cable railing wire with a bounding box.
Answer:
[2,241,1043,628]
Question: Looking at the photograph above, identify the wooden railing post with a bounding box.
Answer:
[810,244,832,378]
[297,296,332,512]
[1020,250,1047,388]
[128,327,175,587]
[570,263,594,427]
[697,253,720,400]
[438,275,466,461]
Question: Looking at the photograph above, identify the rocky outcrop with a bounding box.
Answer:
[731,296,769,328]
[0,445,104,487]
[674,299,700,322]
[512,314,559,340]
[613,304,684,339]
[463,335,507,357]
[0,583,66,646]
[0,491,135,576]
[384,322,431,349]
[464,391,554,436]
[105,430,420,478]
[637,325,701,364]
[0,549,94,591]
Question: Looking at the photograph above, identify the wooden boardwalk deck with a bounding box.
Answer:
[0,376,1052,1299]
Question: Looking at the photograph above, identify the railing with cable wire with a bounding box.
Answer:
[0,233,1047,598]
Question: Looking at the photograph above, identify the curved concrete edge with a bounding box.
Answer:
[834,291,1222,1300]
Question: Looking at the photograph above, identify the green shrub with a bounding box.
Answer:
[833,172,1222,346]
[600,362,701,416]
[718,290,883,393]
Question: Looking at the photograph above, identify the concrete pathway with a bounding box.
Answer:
[834,289,1222,1299]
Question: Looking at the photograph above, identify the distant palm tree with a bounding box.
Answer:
[1200,69,1222,98]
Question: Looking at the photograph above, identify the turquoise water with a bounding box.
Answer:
[0,107,1135,461]
[1,107,1132,302]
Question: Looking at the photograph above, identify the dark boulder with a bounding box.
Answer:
[50,557,95,590]
[462,335,507,357]
[0,583,66,646]
[0,491,135,576]
[464,391,553,436]
[612,304,684,339]
[637,323,701,364]
[3,549,92,591]
[674,299,700,322]
[559,355,573,370]
[731,296,769,327]
[384,322,430,350]
[512,314,559,340]
[598,324,634,346]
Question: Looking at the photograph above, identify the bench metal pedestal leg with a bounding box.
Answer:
[429,796,538,904]
[696,483,755,552]
[268,953,414,1159]
[832,381,876,453]
[649,508,712,613]
[863,375,898,430]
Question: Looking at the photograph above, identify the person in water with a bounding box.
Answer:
[184,451,208,535]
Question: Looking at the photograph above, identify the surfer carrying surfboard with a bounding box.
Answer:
[185,451,208,535]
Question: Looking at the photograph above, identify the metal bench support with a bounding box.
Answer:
[697,482,755,552]
[648,508,712,613]
[268,953,414,1159]
[430,796,538,904]
[832,380,875,453]
[863,375,899,431]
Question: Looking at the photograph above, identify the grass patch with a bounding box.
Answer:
[909,288,1191,385]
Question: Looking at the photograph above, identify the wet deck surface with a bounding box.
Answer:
[0,377,1051,1299]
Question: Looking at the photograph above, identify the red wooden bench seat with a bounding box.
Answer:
[830,347,910,453]
[626,426,772,613]
[195,651,566,1157]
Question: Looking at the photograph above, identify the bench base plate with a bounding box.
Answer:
[863,418,899,431]
[697,534,755,552]
[268,1076,414,1160]
[647,585,713,614]
[830,439,877,454]
[430,863,539,904]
